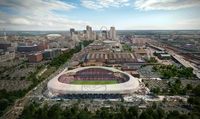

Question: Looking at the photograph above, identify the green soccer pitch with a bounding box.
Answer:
[70,80,118,85]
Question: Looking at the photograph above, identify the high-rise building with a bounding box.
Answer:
[4,31,7,41]
[92,31,97,40]
[70,28,75,37]
[2,28,7,41]
[110,27,116,40]
[86,25,93,40]
[102,30,109,40]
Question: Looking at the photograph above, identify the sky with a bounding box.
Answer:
[0,0,200,31]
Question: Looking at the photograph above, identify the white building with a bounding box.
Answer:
[47,66,140,98]
[86,25,93,40]
[0,51,15,62]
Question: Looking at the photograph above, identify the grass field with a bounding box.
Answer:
[40,67,56,79]
[70,80,118,85]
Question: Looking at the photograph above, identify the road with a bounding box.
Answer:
[148,43,200,79]
[167,50,200,79]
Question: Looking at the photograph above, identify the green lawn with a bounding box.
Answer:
[70,80,118,85]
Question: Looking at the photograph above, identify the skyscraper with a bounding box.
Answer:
[70,28,75,37]
[86,25,93,40]
[3,28,7,41]
[110,27,116,40]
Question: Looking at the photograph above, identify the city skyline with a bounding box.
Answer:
[0,0,200,31]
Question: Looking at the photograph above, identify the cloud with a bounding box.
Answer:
[81,0,130,10]
[175,18,200,29]
[134,0,200,10]
[81,0,104,10]
[9,18,31,25]
[123,17,200,30]
[0,19,6,24]
[0,0,90,30]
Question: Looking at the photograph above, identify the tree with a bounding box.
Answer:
[38,103,48,119]
[20,102,39,119]
[127,106,138,119]
[192,84,200,96]
[140,111,152,119]
[152,102,157,109]
[0,99,9,114]
[186,84,193,90]
[167,110,180,119]
[151,87,160,95]
[157,108,165,119]
[47,104,63,119]
[78,109,92,119]
[146,57,157,63]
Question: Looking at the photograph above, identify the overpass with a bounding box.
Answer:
[167,50,200,79]
[147,43,165,51]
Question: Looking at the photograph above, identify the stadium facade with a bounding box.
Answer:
[47,66,140,98]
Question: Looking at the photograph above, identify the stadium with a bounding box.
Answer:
[47,66,140,99]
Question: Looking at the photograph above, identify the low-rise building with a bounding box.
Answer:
[0,51,15,62]
[85,52,137,64]
[17,44,38,53]
[43,48,61,60]
[28,52,43,63]
[158,54,171,60]
[134,48,147,56]
[17,42,48,53]
[154,51,171,60]
[0,42,11,51]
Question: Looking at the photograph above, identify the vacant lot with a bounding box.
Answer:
[0,80,31,91]
[142,78,169,90]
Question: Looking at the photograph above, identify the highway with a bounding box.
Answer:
[163,46,200,79]
[149,43,200,79]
